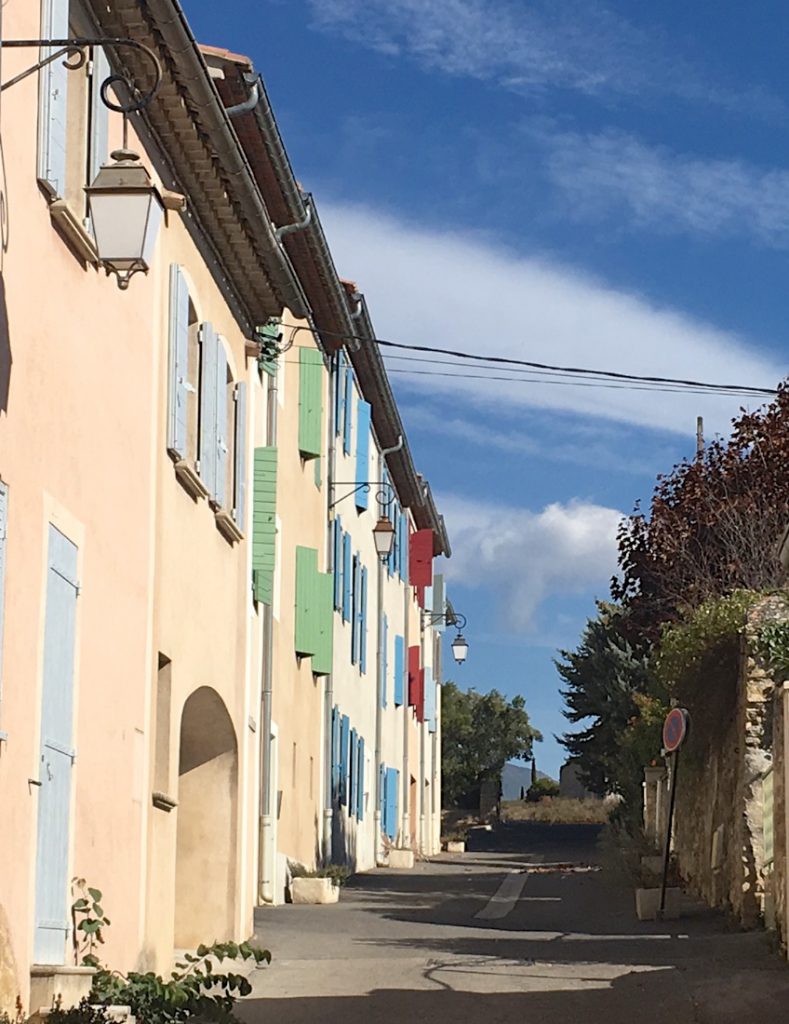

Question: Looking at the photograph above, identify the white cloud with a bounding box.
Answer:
[530,123,789,247]
[439,494,622,630]
[308,0,778,113]
[319,200,782,436]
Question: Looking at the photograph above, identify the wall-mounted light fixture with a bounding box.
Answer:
[329,480,396,562]
[1,37,164,288]
[423,608,470,665]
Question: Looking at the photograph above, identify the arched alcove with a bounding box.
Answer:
[174,686,238,948]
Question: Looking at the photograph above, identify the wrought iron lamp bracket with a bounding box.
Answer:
[422,610,467,630]
[329,480,395,512]
[0,37,162,114]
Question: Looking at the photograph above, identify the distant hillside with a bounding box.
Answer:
[501,761,556,801]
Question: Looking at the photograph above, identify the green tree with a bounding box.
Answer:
[441,682,541,808]
[557,602,666,816]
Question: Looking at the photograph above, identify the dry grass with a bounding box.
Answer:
[502,796,616,825]
[441,808,482,841]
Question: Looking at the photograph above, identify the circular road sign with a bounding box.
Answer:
[663,707,690,753]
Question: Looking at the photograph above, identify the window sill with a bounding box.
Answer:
[152,791,178,812]
[215,509,244,545]
[49,199,98,264]
[174,459,209,501]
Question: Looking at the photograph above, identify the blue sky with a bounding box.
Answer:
[186,0,789,778]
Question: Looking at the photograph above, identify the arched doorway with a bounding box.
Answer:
[174,687,238,948]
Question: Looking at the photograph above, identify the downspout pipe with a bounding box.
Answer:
[275,198,313,242]
[226,74,261,117]
[258,356,278,904]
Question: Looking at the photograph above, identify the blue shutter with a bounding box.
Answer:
[331,706,341,800]
[355,400,371,510]
[89,47,110,186]
[34,526,79,964]
[37,0,69,196]
[379,763,386,819]
[349,727,358,818]
[357,737,365,820]
[399,513,409,579]
[0,482,7,698]
[214,342,229,507]
[339,715,350,806]
[334,352,345,437]
[350,555,359,664]
[380,614,388,708]
[432,574,446,631]
[394,635,404,707]
[342,533,352,623]
[333,519,343,611]
[167,266,190,457]
[233,382,247,529]
[343,367,353,455]
[199,323,218,497]
[425,666,436,732]
[385,768,399,840]
[360,566,368,673]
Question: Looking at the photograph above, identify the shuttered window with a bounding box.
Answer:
[350,554,359,664]
[167,265,190,459]
[356,737,365,820]
[339,714,350,806]
[342,533,352,623]
[359,565,368,674]
[199,322,218,497]
[343,366,353,455]
[298,347,323,459]
[394,635,405,707]
[409,529,434,587]
[331,706,341,800]
[252,448,277,605]
[355,400,371,511]
[425,666,436,731]
[432,574,446,630]
[333,518,343,611]
[294,545,333,673]
[334,352,345,437]
[214,343,229,508]
[233,382,247,530]
[37,0,69,196]
[384,768,399,840]
[88,48,110,187]
[408,646,421,707]
[399,514,409,580]
[349,727,358,817]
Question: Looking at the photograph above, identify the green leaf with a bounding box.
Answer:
[87,888,103,902]
[72,898,90,910]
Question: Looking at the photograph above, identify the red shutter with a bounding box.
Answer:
[416,668,426,722]
[409,528,433,588]
[408,645,420,706]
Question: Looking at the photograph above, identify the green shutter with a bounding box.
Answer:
[298,347,323,459]
[252,447,277,605]
[312,570,334,676]
[295,546,318,656]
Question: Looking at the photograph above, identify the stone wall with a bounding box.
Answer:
[673,596,786,931]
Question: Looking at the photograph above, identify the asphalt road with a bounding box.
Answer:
[241,822,789,1024]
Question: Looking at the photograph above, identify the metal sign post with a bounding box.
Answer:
[659,707,690,919]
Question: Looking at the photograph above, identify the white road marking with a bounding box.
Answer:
[475,871,530,920]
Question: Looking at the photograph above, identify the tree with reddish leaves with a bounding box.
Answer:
[613,382,789,640]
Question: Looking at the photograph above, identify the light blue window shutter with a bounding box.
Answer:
[385,768,398,839]
[399,514,409,580]
[333,518,343,611]
[433,574,446,631]
[167,265,190,458]
[199,323,218,497]
[349,727,358,817]
[355,400,371,511]
[88,46,110,186]
[340,714,350,806]
[37,0,69,196]
[394,635,404,707]
[360,566,368,673]
[350,555,359,665]
[0,482,7,698]
[342,533,352,623]
[379,763,386,819]
[214,342,229,507]
[233,382,247,528]
[425,666,436,732]
[357,737,365,820]
[334,352,345,437]
[343,367,353,455]
[380,614,388,708]
[331,706,340,799]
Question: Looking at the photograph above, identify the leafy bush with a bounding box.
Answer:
[290,863,350,886]
[73,941,270,1024]
[526,778,560,802]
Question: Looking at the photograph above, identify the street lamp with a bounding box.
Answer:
[372,514,395,560]
[85,149,164,289]
[451,631,469,665]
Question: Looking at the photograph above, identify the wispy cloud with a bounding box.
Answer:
[319,200,782,436]
[526,121,789,247]
[439,494,621,630]
[308,0,779,114]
